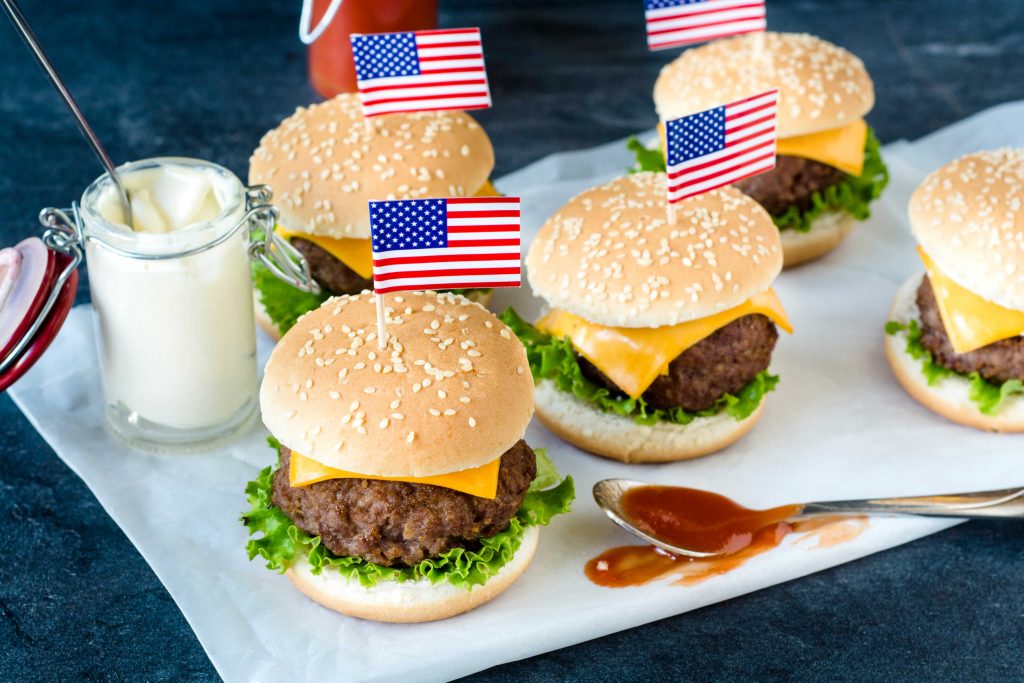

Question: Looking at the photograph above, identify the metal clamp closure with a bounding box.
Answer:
[245,185,321,294]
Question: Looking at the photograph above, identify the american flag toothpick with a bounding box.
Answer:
[644,0,767,51]
[368,197,522,346]
[664,89,778,214]
[351,28,492,118]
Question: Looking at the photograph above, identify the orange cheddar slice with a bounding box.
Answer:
[919,248,1024,354]
[776,119,868,177]
[537,289,792,398]
[475,179,501,197]
[275,227,373,279]
[289,451,501,499]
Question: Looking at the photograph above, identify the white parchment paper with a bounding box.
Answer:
[10,102,1024,683]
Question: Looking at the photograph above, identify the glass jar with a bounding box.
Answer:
[303,0,438,98]
[78,158,260,450]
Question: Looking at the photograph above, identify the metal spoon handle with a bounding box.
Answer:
[2,0,132,226]
[800,487,1024,520]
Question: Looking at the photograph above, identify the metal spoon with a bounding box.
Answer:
[594,478,1024,559]
[2,0,132,227]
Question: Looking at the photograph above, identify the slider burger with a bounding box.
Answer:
[242,291,573,622]
[886,150,1024,432]
[249,94,500,338]
[641,32,889,267]
[502,172,791,463]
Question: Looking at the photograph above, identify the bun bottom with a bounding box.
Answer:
[284,525,539,623]
[253,289,494,342]
[885,274,1024,433]
[780,212,855,268]
[534,380,765,463]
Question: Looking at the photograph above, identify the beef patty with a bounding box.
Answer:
[916,276,1024,384]
[734,155,847,216]
[578,314,778,412]
[271,441,537,567]
[291,237,373,296]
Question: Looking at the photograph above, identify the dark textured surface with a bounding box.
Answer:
[2,0,1023,680]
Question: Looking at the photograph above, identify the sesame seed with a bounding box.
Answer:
[468,417,477,428]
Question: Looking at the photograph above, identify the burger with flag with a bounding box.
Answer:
[243,173,572,621]
[633,31,889,267]
[502,172,791,463]
[248,94,502,338]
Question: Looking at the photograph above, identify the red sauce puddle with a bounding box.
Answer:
[586,485,868,588]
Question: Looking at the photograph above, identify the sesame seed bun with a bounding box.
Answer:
[779,212,856,268]
[525,173,783,328]
[909,149,1024,312]
[283,525,539,623]
[885,274,1024,433]
[533,380,765,463]
[249,94,495,240]
[653,32,875,139]
[259,291,534,477]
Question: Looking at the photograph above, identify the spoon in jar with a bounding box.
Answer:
[593,479,1024,559]
[2,0,133,227]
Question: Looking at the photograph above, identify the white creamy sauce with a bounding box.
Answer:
[88,163,257,431]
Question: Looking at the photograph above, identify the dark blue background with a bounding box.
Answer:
[2,1,1023,680]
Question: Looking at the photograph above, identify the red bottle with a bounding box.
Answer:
[303,0,439,99]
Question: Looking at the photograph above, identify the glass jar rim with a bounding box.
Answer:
[79,157,246,258]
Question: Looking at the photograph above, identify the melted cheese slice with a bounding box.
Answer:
[274,181,501,278]
[475,179,501,196]
[275,227,373,278]
[776,119,868,177]
[536,289,792,398]
[289,451,501,498]
[919,248,1024,354]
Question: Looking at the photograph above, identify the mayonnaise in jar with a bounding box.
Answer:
[79,158,258,449]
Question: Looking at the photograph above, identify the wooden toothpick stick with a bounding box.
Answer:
[375,291,387,349]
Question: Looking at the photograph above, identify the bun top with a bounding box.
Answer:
[654,32,875,138]
[260,291,534,477]
[910,149,1024,311]
[526,173,783,328]
[249,94,494,239]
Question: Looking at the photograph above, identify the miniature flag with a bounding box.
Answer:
[369,197,521,294]
[665,89,778,203]
[645,0,766,51]
[351,28,492,118]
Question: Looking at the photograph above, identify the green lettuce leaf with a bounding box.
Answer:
[241,440,574,589]
[625,127,889,232]
[772,128,889,232]
[252,262,329,337]
[500,307,778,425]
[627,136,666,173]
[885,320,1024,415]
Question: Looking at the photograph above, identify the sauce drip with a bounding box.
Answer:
[586,522,792,588]
[587,485,868,589]
[620,485,802,555]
